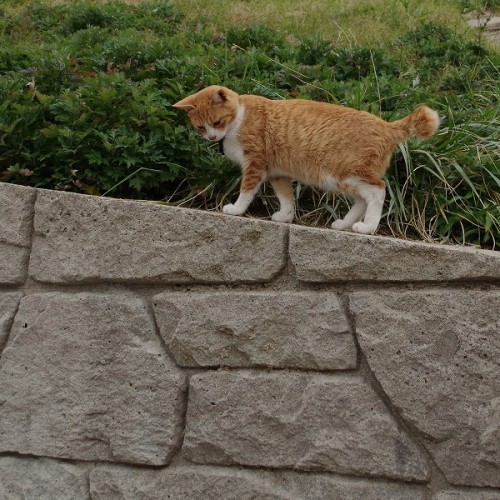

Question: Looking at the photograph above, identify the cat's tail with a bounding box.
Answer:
[391,106,440,141]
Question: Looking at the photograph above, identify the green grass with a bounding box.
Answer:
[0,0,499,248]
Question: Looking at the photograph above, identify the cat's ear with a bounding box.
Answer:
[172,97,196,111]
[213,88,228,104]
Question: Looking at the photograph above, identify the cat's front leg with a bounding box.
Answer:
[223,191,256,216]
[223,164,265,217]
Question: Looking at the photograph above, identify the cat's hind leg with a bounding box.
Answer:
[331,196,367,231]
[349,178,386,234]
[269,177,295,223]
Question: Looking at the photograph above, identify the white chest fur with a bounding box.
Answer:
[223,105,246,166]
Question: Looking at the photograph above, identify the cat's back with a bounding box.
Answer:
[240,94,385,130]
[236,93,398,181]
[240,94,339,115]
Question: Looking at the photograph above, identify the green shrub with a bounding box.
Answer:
[296,36,334,66]
[225,25,285,54]
[0,1,498,248]
[64,3,124,33]
[396,21,491,89]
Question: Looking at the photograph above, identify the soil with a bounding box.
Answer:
[465,11,500,46]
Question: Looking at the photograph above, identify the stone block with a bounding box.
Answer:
[0,183,35,247]
[0,293,22,352]
[434,491,500,500]
[0,292,186,465]
[183,371,430,481]
[289,225,500,282]
[0,456,89,500]
[0,182,36,284]
[351,289,500,487]
[152,291,356,370]
[91,465,285,500]
[29,190,287,283]
[0,245,31,285]
[90,465,426,500]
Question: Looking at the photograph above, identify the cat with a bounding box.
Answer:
[173,85,439,234]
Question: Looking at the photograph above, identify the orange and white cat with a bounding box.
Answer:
[173,85,439,234]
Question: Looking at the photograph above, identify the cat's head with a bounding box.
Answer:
[173,85,239,142]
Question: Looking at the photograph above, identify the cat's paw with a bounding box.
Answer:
[271,210,294,223]
[352,221,376,234]
[331,219,351,231]
[222,204,245,216]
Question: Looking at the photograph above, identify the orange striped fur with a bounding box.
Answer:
[174,86,439,234]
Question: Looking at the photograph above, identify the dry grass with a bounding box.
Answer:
[169,0,472,45]
[6,0,481,46]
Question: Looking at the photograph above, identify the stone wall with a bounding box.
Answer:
[0,181,499,499]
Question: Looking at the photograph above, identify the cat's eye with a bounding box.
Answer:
[213,119,222,127]
[196,125,206,132]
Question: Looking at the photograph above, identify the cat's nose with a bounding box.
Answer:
[208,134,217,141]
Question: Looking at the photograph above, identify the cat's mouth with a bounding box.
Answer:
[205,132,226,142]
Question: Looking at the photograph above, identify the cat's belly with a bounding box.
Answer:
[269,165,339,192]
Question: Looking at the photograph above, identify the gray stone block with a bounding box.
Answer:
[0,456,89,500]
[351,289,500,487]
[0,245,31,285]
[90,465,427,500]
[0,293,22,352]
[29,190,287,283]
[0,183,35,247]
[434,491,500,500]
[0,292,186,465]
[289,225,500,282]
[152,291,357,370]
[183,371,430,481]
[91,465,287,500]
[0,183,36,284]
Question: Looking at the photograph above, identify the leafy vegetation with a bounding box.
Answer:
[0,0,498,247]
